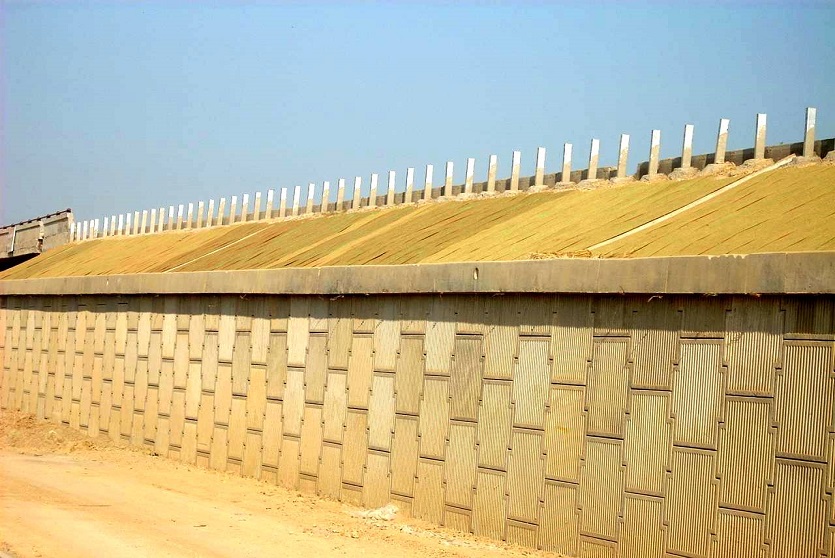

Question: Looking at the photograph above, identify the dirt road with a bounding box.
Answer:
[0,410,554,558]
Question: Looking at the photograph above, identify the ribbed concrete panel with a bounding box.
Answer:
[261,400,283,467]
[623,391,670,496]
[399,296,429,335]
[373,303,400,372]
[317,443,342,499]
[367,374,395,451]
[444,422,477,509]
[477,380,512,470]
[484,297,518,380]
[544,385,585,482]
[282,368,304,436]
[775,342,834,461]
[299,405,323,476]
[419,377,449,459]
[767,460,828,558]
[539,481,579,555]
[363,451,391,508]
[352,296,377,334]
[231,332,251,395]
[579,438,623,540]
[725,297,782,396]
[390,415,419,496]
[286,297,310,367]
[245,364,265,430]
[665,447,717,557]
[265,332,287,399]
[506,522,537,548]
[424,302,456,375]
[507,429,544,523]
[443,506,471,533]
[346,335,373,409]
[304,334,328,403]
[322,370,347,443]
[472,469,506,540]
[413,459,445,524]
[394,335,424,415]
[718,397,774,512]
[630,300,680,390]
[714,509,767,558]
[672,340,723,449]
[579,536,618,556]
[587,339,629,438]
[213,361,232,425]
[620,494,663,557]
[227,396,247,460]
[327,306,352,370]
[277,436,300,489]
[550,296,593,385]
[341,409,368,485]
[512,339,550,429]
[449,336,483,421]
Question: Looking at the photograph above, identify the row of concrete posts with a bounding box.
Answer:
[69,108,819,242]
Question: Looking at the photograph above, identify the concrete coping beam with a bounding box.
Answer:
[2,252,833,297]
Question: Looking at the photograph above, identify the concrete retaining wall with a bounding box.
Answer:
[2,288,834,556]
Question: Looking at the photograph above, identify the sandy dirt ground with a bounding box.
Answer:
[0,409,556,558]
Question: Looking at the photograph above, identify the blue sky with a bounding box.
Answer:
[2,1,834,224]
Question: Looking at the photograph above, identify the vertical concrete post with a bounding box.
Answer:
[405,168,415,202]
[175,205,183,230]
[587,139,600,180]
[292,186,301,216]
[465,158,475,194]
[804,107,816,158]
[444,162,453,197]
[196,202,205,228]
[140,210,148,233]
[132,211,140,234]
[423,164,433,201]
[264,190,274,220]
[648,130,661,179]
[754,113,767,160]
[93,219,100,238]
[336,179,346,211]
[487,155,497,193]
[241,194,249,223]
[117,214,124,236]
[206,200,216,227]
[561,143,573,184]
[306,183,316,214]
[110,215,117,236]
[148,210,156,234]
[352,177,362,210]
[534,147,546,188]
[102,218,109,237]
[681,124,694,169]
[209,198,226,226]
[321,182,330,213]
[253,192,262,221]
[125,213,132,236]
[510,150,521,191]
[69,222,76,241]
[82,220,89,241]
[715,118,730,164]
[186,203,194,228]
[369,174,378,208]
[279,188,288,218]
[386,171,396,206]
[617,134,630,179]
[229,196,238,224]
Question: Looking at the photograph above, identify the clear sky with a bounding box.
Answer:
[2,1,834,225]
